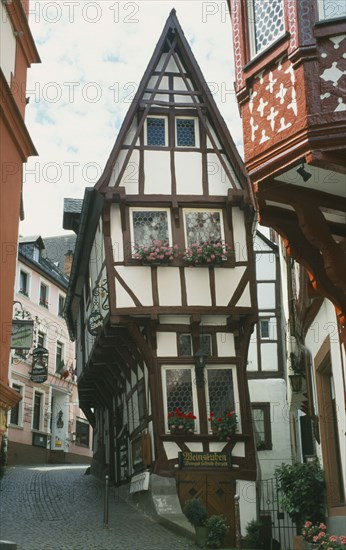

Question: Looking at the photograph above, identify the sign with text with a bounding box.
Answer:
[11,320,34,349]
[178,451,232,469]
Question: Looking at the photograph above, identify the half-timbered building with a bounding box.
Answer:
[64,11,258,543]
[229,0,346,534]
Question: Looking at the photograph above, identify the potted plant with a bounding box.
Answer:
[208,411,237,441]
[183,498,208,548]
[301,521,346,549]
[242,519,263,549]
[206,515,229,548]
[133,239,179,265]
[168,408,196,434]
[274,459,326,534]
[183,240,230,266]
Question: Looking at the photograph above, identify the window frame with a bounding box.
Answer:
[162,365,200,434]
[175,116,199,148]
[205,365,240,433]
[32,390,44,431]
[9,383,24,427]
[75,417,90,447]
[39,281,49,309]
[55,341,64,373]
[19,269,30,297]
[177,333,213,357]
[247,0,286,59]
[251,403,272,451]
[58,294,65,317]
[183,208,225,248]
[145,115,168,147]
[129,206,173,253]
[259,318,270,339]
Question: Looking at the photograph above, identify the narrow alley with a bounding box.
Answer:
[0,465,195,550]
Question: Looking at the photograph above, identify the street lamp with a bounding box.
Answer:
[194,348,207,388]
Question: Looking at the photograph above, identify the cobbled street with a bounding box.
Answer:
[0,465,195,550]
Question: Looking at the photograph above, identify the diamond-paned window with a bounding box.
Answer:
[147,117,166,146]
[207,368,235,419]
[131,209,169,248]
[252,0,285,55]
[165,368,194,415]
[184,210,222,246]
[176,118,195,147]
[178,334,212,356]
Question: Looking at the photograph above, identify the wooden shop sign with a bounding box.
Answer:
[178,451,232,469]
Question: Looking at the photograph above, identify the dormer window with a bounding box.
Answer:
[146,116,167,146]
[176,117,196,147]
[317,0,346,19]
[130,207,171,249]
[33,246,40,262]
[248,0,285,57]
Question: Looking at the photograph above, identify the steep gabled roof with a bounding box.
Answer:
[95,9,248,194]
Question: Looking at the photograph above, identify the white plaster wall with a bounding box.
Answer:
[157,333,177,357]
[254,233,273,252]
[201,315,228,326]
[116,266,153,306]
[207,153,230,196]
[176,152,203,195]
[237,480,257,536]
[260,343,279,371]
[236,283,251,307]
[216,332,236,356]
[109,150,139,194]
[144,151,171,194]
[232,442,245,457]
[215,266,246,306]
[156,53,179,73]
[157,268,181,306]
[206,121,222,149]
[246,340,258,371]
[304,299,346,489]
[233,208,248,261]
[257,283,276,309]
[160,315,190,325]
[249,379,292,480]
[174,76,194,104]
[163,441,181,460]
[0,3,16,83]
[123,118,137,146]
[185,269,211,306]
[256,253,276,280]
[110,204,124,262]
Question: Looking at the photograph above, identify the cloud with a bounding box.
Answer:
[20,1,243,237]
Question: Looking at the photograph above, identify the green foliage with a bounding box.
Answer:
[183,498,208,527]
[274,459,326,530]
[206,515,229,548]
[244,519,263,543]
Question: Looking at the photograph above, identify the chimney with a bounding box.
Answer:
[64,250,73,277]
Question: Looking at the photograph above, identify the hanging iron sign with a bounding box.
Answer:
[30,346,48,384]
[87,311,104,336]
[87,279,109,336]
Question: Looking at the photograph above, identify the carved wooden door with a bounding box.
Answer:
[176,471,236,548]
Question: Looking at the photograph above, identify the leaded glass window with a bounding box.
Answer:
[207,368,235,420]
[131,209,170,248]
[176,118,196,147]
[252,0,285,55]
[318,0,346,19]
[184,210,223,246]
[147,117,166,146]
[165,368,194,415]
[178,334,212,356]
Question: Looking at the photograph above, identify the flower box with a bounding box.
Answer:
[133,240,179,265]
[208,411,238,441]
[168,408,196,434]
[183,241,231,266]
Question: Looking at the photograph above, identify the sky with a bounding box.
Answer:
[19,0,243,238]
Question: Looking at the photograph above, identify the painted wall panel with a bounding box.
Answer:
[257,283,276,309]
[256,254,276,280]
[115,278,136,308]
[247,340,258,371]
[207,153,230,196]
[216,332,236,356]
[233,208,248,261]
[236,283,251,307]
[144,151,171,194]
[159,315,191,325]
[156,53,179,73]
[123,118,137,146]
[157,268,181,306]
[176,152,203,195]
[215,267,246,306]
[157,333,177,357]
[185,269,211,306]
[110,204,124,262]
[260,343,279,371]
[116,266,153,306]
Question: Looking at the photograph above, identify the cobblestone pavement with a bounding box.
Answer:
[0,465,195,550]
